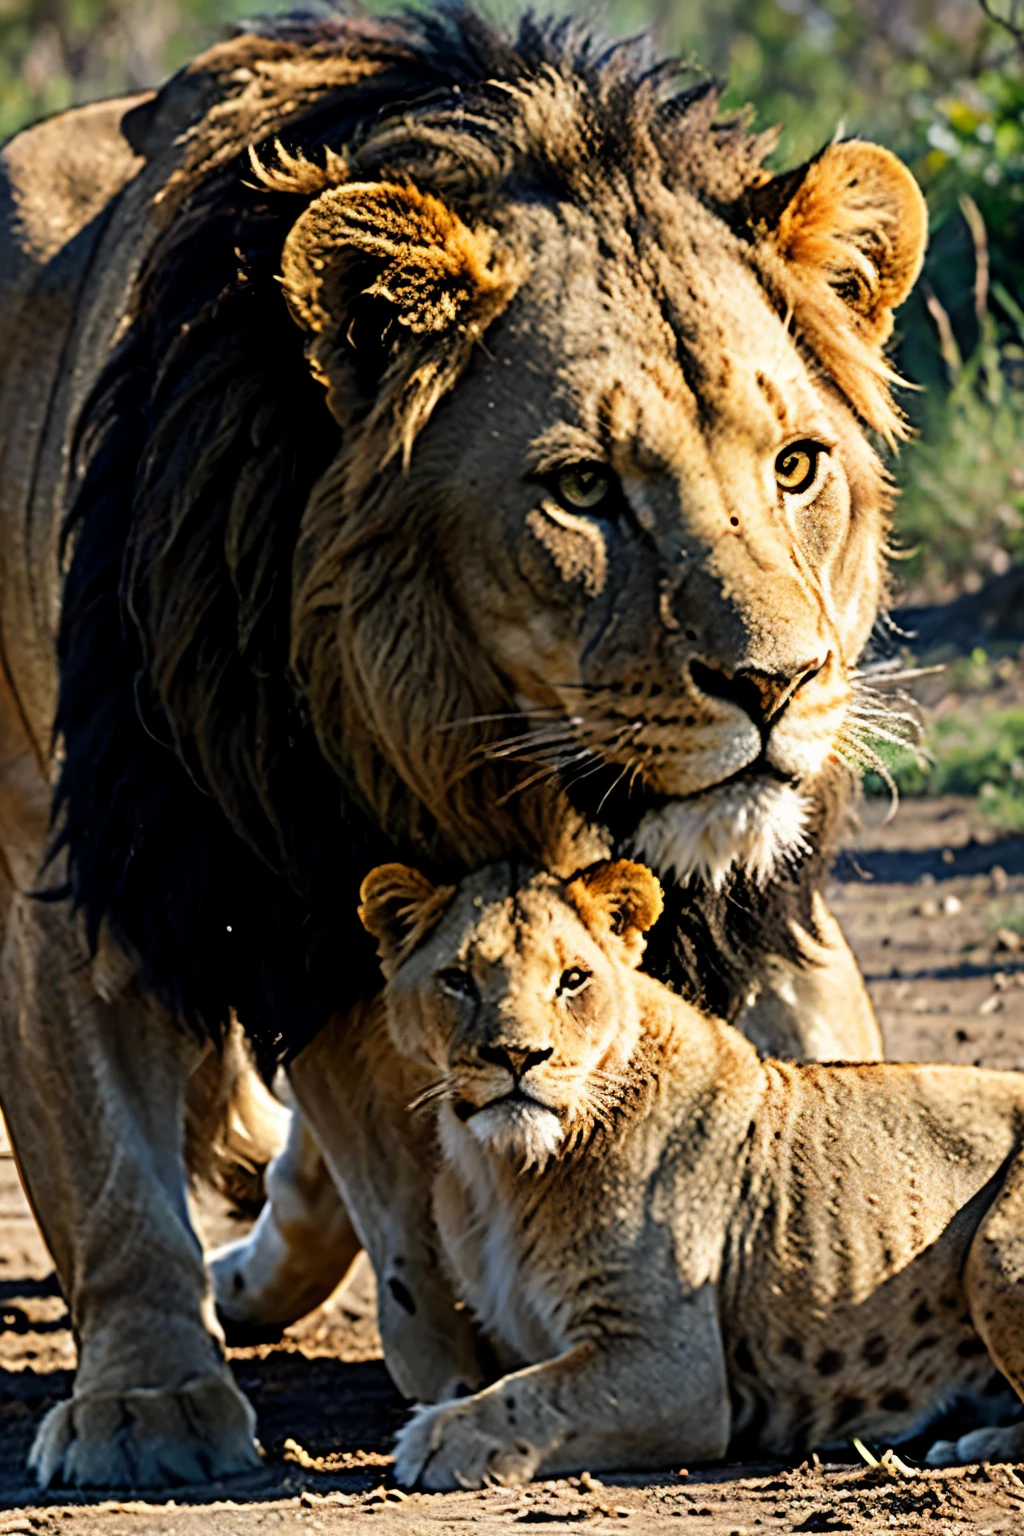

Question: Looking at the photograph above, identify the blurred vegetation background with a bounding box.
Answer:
[2,0,1024,819]
[2,0,1021,600]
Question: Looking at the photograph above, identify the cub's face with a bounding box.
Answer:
[358,861,664,1169]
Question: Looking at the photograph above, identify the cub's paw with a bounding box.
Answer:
[29,1371,261,1489]
[925,1422,1024,1468]
[393,1399,540,1490]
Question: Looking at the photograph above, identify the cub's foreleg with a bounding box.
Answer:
[0,895,260,1489]
[393,1288,730,1489]
[289,999,485,1404]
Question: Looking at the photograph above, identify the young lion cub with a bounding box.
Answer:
[357,858,1024,1490]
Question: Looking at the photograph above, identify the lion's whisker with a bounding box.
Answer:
[407,1077,455,1114]
[595,759,635,816]
[436,707,565,734]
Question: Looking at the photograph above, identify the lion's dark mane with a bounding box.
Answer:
[54,7,841,1065]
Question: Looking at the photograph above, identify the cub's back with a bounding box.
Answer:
[715,1059,1024,1453]
[725,1060,1024,1294]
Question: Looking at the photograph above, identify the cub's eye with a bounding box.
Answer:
[557,966,591,997]
[775,440,826,497]
[555,464,611,512]
[438,967,477,1002]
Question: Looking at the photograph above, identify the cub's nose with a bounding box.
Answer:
[690,657,825,734]
[478,1043,553,1080]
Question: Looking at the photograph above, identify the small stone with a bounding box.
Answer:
[991,865,1009,894]
[995,971,1009,990]
[996,927,1022,952]
[580,1471,604,1493]
[917,899,940,918]
[919,872,936,887]
[980,994,1004,1015]
[943,894,962,915]
[941,848,956,865]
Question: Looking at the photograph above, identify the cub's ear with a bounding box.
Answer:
[748,141,927,441]
[358,863,456,976]
[566,860,664,967]
[278,176,520,455]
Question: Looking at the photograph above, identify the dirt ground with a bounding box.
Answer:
[6,794,1024,1533]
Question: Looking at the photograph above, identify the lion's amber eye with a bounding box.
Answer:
[775,441,825,496]
[439,967,477,1002]
[557,966,591,997]
[556,465,611,511]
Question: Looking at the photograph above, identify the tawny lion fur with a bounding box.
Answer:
[0,8,925,1487]
[355,858,1024,1489]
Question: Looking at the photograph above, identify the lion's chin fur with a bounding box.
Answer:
[632,779,812,892]
[468,1100,565,1171]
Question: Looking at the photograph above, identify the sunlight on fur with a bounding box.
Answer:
[466,1099,565,1170]
[633,780,812,890]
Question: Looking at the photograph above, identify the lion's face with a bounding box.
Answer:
[418,199,891,883]
[358,860,664,1169]
[283,71,926,887]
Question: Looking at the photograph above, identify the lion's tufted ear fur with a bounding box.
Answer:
[278,172,521,462]
[358,863,457,975]
[749,142,927,444]
[567,860,664,968]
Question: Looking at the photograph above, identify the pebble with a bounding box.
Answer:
[996,927,1022,952]
[991,865,1009,894]
[980,994,1004,1015]
[943,894,962,915]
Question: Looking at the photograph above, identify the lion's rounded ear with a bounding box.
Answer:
[566,860,664,967]
[747,141,927,441]
[358,863,456,975]
[279,178,520,451]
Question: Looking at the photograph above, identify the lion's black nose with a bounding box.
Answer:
[478,1043,553,1080]
[690,658,825,734]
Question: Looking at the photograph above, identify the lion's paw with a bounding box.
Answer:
[925,1422,1024,1469]
[29,1371,261,1489]
[393,1399,540,1490]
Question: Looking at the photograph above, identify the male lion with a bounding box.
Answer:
[0,7,924,1487]
[356,858,1024,1490]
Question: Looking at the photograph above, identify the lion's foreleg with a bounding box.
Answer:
[0,894,259,1488]
[289,999,486,1404]
[736,892,882,1062]
[208,1105,362,1341]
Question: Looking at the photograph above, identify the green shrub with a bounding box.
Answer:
[867,703,1024,828]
